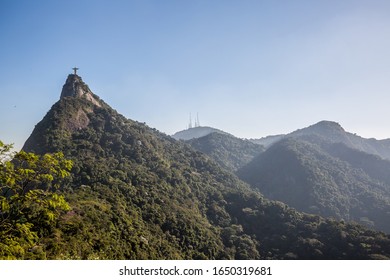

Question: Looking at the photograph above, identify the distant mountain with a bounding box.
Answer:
[16,74,390,259]
[172,126,229,140]
[186,132,265,172]
[250,134,285,148]
[238,136,390,233]
[251,121,390,160]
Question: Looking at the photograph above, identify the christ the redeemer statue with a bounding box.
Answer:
[72,67,79,75]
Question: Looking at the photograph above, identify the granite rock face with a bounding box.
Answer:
[60,74,101,107]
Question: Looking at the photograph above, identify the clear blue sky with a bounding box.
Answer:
[1,0,390,150]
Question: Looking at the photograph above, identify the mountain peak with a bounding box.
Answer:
[291,120,345,138]
[311,120,344,131]
[60,74,101,107]
[172,126,230,140]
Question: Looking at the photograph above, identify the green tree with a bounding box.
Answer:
[0,141,72,259]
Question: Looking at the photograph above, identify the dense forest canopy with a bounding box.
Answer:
[182,122,390,234]
[237,137,390,233]
[1,75,390,259]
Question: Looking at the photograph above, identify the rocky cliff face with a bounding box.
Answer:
[22,73,104,154]
[60,74,101,107]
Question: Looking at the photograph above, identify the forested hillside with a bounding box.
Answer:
[2,74,390,260]
[238,137,390,233]
[182,121,390,234]
[290,121,390,160]
[186,132,264,172]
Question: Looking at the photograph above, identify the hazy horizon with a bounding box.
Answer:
[1,0,390,150]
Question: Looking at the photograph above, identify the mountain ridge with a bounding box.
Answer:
[186,132,264,172]
[176,122,390,234]
[249,120,390,161]
[176,121,390,162]
[237,136,390,233]
[16,73,390,259]
[172,126,230,141]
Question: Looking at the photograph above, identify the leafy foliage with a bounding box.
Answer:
[0,141,72,259]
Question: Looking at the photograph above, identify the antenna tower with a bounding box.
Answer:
[188,113,193,129]
[195,113,200,127]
